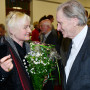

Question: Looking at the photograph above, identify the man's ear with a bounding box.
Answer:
[72,17,79,26]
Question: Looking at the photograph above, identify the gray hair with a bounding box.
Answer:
[6,11,31,36]
[57,0,87,26]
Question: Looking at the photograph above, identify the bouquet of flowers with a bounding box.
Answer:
[25,42,61,90]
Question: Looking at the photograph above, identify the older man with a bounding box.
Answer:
[56,0,90,90]
[40,19,60,54]
[39,19,62,89]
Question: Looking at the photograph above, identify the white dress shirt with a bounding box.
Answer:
[65,25,88,83]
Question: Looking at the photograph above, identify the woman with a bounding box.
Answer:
[0,11,33,90]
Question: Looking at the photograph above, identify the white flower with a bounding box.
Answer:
[36,52,41,57]
[35,58,38,61]
[31,68,34,71]
[33,61,40,64]
[43,57,47,59]
[31,58,34,61]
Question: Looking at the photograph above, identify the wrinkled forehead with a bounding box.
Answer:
[16,17,30,27]
[40,19,51,26]
[57,9,63,17]
[56,9,69,21]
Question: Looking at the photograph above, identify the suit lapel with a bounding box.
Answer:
[66,27,90,89]
[66,47,85,88]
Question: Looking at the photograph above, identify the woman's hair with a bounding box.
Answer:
[57,0,87,26]
[6,11,31,36]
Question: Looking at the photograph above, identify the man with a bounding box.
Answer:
[56,0,90,90]
[47,15,55,29]
[39,19,61,90]
[47,15,58,37]
[39,19,60,54]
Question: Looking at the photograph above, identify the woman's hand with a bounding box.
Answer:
[0,55,13,72]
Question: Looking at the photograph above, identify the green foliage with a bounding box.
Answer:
[25,42,61,90]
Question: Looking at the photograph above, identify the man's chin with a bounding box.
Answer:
[63,35,67,38]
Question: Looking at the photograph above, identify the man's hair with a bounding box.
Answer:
[47,15,53,20]
[57,0,87,26]
[39,15,47,23]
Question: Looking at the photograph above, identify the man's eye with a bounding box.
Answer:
[58,22,62,25]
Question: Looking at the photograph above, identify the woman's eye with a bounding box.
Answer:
[24,25,30,29]
[29,25,31,28]
[24,26,28,29]
[24,25,31,29]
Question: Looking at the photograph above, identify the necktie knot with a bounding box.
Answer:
[43,35,46,43]
[40,33,45,43]
[40,33,46,43]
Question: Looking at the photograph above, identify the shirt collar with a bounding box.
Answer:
[72,25,88,48]
[45,31,51,38]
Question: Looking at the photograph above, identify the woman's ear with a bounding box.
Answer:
[9,28,15,35]
[9,28,13,34]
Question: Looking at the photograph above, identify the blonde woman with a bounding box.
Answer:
[0,11,33,90]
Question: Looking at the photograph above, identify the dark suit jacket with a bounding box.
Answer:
[64,27,90,90]
[0,37,33,90]
[45,31,60,54]
[43,31,63,90]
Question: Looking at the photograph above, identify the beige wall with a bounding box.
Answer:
[31,0,90,29]
[32,0,59,29]
[0,0,90,29]
[0,0,6,26]
[78,0,90,13]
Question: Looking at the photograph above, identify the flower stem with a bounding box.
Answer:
[56,59,61,85]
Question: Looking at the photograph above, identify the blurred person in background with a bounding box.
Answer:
[0,24,6,44]
[39,19,60,54]
[31,21,40,42]
[40,19,63,90]
[47,15,57,36]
